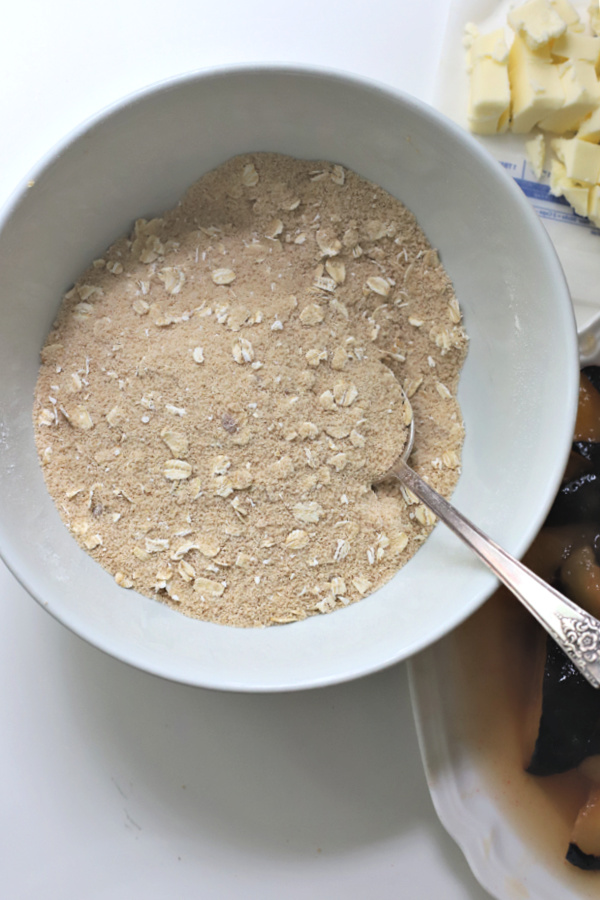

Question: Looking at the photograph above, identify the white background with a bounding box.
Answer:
[0,1,494,897]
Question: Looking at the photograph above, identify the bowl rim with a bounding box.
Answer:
[0,62,580,691]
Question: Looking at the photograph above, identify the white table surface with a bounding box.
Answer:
[1,2,493,897]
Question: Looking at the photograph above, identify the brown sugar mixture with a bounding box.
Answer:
[33,153,468,627]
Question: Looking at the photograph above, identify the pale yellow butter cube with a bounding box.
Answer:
[509,34,564,132]
[549,158,590,216]
[538,60,600,132]
[510,29,553,64]
[578,105,600,142]
[468,28,509,66]
[508,0,567,51]
[526,133,546,177]
[589,184,600,226]
[463,22,480,49]
[468,58,511,134]
[551,31,600,66]
[563,182,592,216]
[550,157,569,194]
[549,0,581,29]
[550,157,567,192]
[552,136,600,183]
[590,3,600,38]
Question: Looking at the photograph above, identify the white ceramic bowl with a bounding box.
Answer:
[0,65,579,691]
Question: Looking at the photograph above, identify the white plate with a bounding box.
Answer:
[409,591,600,900]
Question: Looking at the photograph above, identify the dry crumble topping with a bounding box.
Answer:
[33,152,468,627]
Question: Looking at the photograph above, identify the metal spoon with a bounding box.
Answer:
[376,391,600,689]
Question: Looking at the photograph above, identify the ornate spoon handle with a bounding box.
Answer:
[391,459,600,689]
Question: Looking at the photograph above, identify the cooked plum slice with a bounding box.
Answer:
[523,526,600,583]
[581,366,600,401]
[527,637,600,776]
[523,366,600,868]
[527,546,600,776]
[576,371,600,441]
[545,373,600,527]
[567,784,600,869]
[545,472,600,527]
[572,442,600,467]
[566,843,600,870]
[560,546,600,618]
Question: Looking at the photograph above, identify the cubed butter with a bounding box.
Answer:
[526,133,546,177]
[468,57,511,134]
[563,182,591,216]
[509,33,564,132]
[463,22,480,48]
[552,136,600,182]
[551,31,600,66]
[578,105,600,142]
[550,156,567,192]
[462,0,600,231]
[508,0,567,51]
[589,184,600,226]
[549,0,582,30]
[538,60,600,132]
[468,28,509,67]
[549,158,590,216]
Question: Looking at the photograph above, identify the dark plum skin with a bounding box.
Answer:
[567,843,600,871]
[572,442,600,467]
[527,637,600,776]
[582,366,600,396]
[545,470,600,528]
